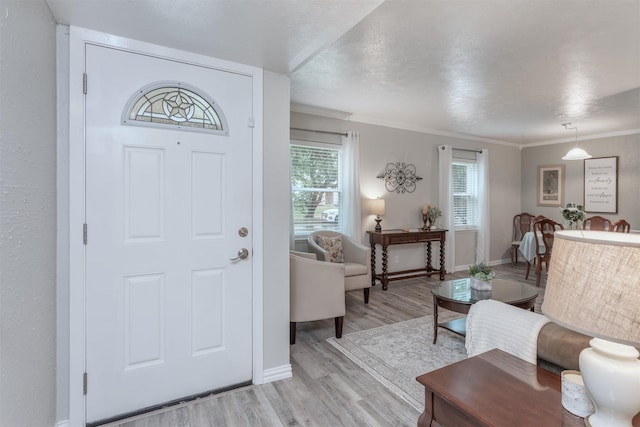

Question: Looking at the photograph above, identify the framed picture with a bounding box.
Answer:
[584,156,618,213]
[537,164,565,206]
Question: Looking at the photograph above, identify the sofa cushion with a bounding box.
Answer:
[314,235,344,263]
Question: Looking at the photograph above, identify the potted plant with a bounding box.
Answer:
[468,262,495,290]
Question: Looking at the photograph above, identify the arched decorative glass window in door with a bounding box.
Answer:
[122,81,229,135]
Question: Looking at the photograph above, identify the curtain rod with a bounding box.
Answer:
[453,147,483,154]
[290,127,348,137]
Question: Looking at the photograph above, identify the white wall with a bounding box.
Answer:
[0,1,58,426]
[262,71,291,372]
[521,132,640,229]
[291,112,522,270]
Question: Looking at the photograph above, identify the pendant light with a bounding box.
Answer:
[561,123,592,160]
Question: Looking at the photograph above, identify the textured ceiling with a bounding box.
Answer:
[46,0,384,73]
[47,0,640,145]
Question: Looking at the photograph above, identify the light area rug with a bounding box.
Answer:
[327,316,467,411]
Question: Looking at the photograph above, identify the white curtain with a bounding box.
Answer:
[342,131,362,242]
[476,149,490,264]
[438,145,455,273]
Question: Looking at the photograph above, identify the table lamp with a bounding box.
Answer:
[541,230,640,427]
[369,198,386,232]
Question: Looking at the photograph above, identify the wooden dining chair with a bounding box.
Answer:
[611,219,631,233]
[511,212,536,266]
[582,215,612,231]
[527,218,563,287]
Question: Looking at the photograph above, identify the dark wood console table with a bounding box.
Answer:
[366,228,446,290]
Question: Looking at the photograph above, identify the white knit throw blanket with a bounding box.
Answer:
[465,299,550,364]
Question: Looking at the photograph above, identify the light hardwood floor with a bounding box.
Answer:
[104,261,544,427]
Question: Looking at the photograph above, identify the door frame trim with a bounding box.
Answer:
[66,26,264,426]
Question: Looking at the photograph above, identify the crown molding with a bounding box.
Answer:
[347,113,520,147]
[290,104,640,149]
[290,103,352,120]
[526,129,640,148]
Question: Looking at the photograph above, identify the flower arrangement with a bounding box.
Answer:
[561,203,585,229]
[468,262,495,282]
[424,205,442,223]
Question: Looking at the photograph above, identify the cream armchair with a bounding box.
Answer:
[290,251,346,345]
[308,231,371,304]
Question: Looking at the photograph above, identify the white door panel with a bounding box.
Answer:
[85,44,253,422]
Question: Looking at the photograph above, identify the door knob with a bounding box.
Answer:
[229,248,249,261]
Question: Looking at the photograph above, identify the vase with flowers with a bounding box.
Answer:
[422,205,442,230]
[561,203,585,230]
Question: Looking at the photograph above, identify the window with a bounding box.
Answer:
[452,160,478,229]
[290,141,342,237]
[122,82,228,135]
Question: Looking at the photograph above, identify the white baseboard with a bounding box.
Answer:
[55,420,70,427]
[262,364,292,383]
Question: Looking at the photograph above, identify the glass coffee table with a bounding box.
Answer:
[432,277,538,344]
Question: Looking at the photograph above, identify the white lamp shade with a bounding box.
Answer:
[369,198,385,216]
[542,230,640,346]
[562,146,592,160]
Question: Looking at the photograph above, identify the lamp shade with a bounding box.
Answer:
[562,147,592,161]
[369,198,385,216]
[541,230,640,346]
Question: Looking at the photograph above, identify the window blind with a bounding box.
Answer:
[290,143,342,236]
[452,161,478,228]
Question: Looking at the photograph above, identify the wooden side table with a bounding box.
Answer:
[416,349,640,427]
[366,228,446,290]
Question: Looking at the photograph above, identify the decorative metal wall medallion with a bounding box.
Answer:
[377,162,423,193]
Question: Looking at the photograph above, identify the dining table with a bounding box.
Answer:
[518,231,545,264]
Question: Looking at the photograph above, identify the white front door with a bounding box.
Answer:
[84,44,253,423]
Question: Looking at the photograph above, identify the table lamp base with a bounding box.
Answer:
[580,338,640,427]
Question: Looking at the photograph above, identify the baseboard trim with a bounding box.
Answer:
[263,364,292,383]
[55,420,70,427]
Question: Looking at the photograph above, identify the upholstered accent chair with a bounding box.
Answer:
[308,231,372,304]
[289,251,345,345]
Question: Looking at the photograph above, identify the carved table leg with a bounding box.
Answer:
[426,242,433,272]
[370,243,377,287]
[433,295,439,344]
[382,245,389,290]
[439,241,446,280]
